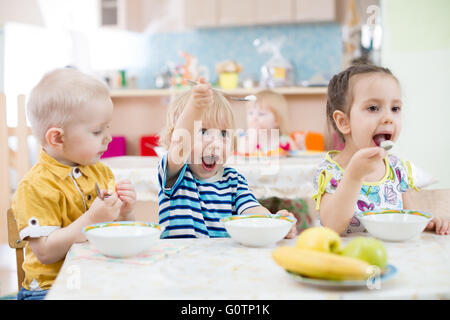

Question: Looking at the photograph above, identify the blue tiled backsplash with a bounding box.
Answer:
[137,23,342,88]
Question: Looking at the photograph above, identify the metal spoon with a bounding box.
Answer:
[186,79,257,102]
[95,182,103,200]
[380,140,394,151]
[95,182,112,200]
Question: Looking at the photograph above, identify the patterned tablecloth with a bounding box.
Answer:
[46,232,450,300]
[100,155,325,201]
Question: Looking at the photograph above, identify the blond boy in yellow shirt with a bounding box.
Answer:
[11,68,136,300]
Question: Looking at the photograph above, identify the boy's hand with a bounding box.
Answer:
[276,209,297,239]
[115,179,137,219]
[425,217,450,235]
[346,147,386,182]
[87,193,122,224]
[186,78,213,111]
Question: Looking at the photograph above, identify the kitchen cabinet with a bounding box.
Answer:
[102,0,342,32]
[295,0,337,22]
[189,0,295,27]
[217,0,257,26]
[99,0,143,32]
[185,0,218,28]
[255,0,295,24]
[185,0,341,28]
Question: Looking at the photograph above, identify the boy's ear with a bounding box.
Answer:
[333,110,351,136]
[45,127,65,149]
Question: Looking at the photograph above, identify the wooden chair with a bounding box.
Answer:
[1,93,32,243]
[1,93,33,291]
[7,208,26,291]
[410,189,450,219]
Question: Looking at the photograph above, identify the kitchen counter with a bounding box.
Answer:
[108,88,330,155]
[110,86,327,98]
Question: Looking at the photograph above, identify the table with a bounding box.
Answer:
[100,155,325,201]
[46,232,450,300]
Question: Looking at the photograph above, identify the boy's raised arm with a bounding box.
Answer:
[166,80,213,183]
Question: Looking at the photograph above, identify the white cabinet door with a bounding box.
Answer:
[185,0,218,28]
[217,0,257,26]
[99,0,143,31]
[256,0,294,24]
[295,0,336,22]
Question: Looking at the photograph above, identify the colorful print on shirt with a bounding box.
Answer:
[312,151,417,233]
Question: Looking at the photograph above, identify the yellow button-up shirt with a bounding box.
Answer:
[11,150,115,291]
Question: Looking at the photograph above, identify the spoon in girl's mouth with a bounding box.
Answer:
[380,140,394,151]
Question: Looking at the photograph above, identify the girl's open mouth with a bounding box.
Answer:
[201,155,218,172]
[373,133,392,146]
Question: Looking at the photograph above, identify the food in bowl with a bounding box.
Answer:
[83,221,161,258]
[221,214,296,247]
[357,209,432,241]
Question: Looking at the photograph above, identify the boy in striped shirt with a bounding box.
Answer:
[157,79,296,238]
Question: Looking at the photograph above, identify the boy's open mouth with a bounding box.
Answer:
[373,133,392,146]
[201,155,218,172]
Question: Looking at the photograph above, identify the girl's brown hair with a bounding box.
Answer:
[326,64,397,142]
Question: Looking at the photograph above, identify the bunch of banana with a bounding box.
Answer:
[272,227,377,281]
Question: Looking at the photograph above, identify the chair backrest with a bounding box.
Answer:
[410,189,450,219]
[1,93,32,243]
[7,208,26,291]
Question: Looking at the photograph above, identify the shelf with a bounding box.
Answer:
[110,86,327,98]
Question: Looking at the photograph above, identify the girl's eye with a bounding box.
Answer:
[392,106,401,112]
[93,130,102,135]
[368,105,379,112]
[221,130,227,138]
[201,128,208,135]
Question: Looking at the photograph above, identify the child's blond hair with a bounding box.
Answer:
[248,90,290,135]
[27,68,111,145]
[159,89,236,149]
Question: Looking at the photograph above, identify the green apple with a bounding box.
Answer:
[342,237,387,270]
[296,227,342,253]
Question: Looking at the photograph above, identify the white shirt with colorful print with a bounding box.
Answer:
[312,151,418,234]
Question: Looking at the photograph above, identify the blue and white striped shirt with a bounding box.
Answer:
[157,154,260,238]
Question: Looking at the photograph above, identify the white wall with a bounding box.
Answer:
[381,0,450,189]
[0,0,44,26]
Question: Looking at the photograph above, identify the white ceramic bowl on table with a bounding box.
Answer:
[83,221,161,258]
[357,209,432,241]
[221,214,296,247]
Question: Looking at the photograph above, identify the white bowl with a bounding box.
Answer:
[83,221,162,258]
[358,210,432,242]
[221,214,296,247]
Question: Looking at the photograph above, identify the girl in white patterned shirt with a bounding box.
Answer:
[312,64,449,235]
